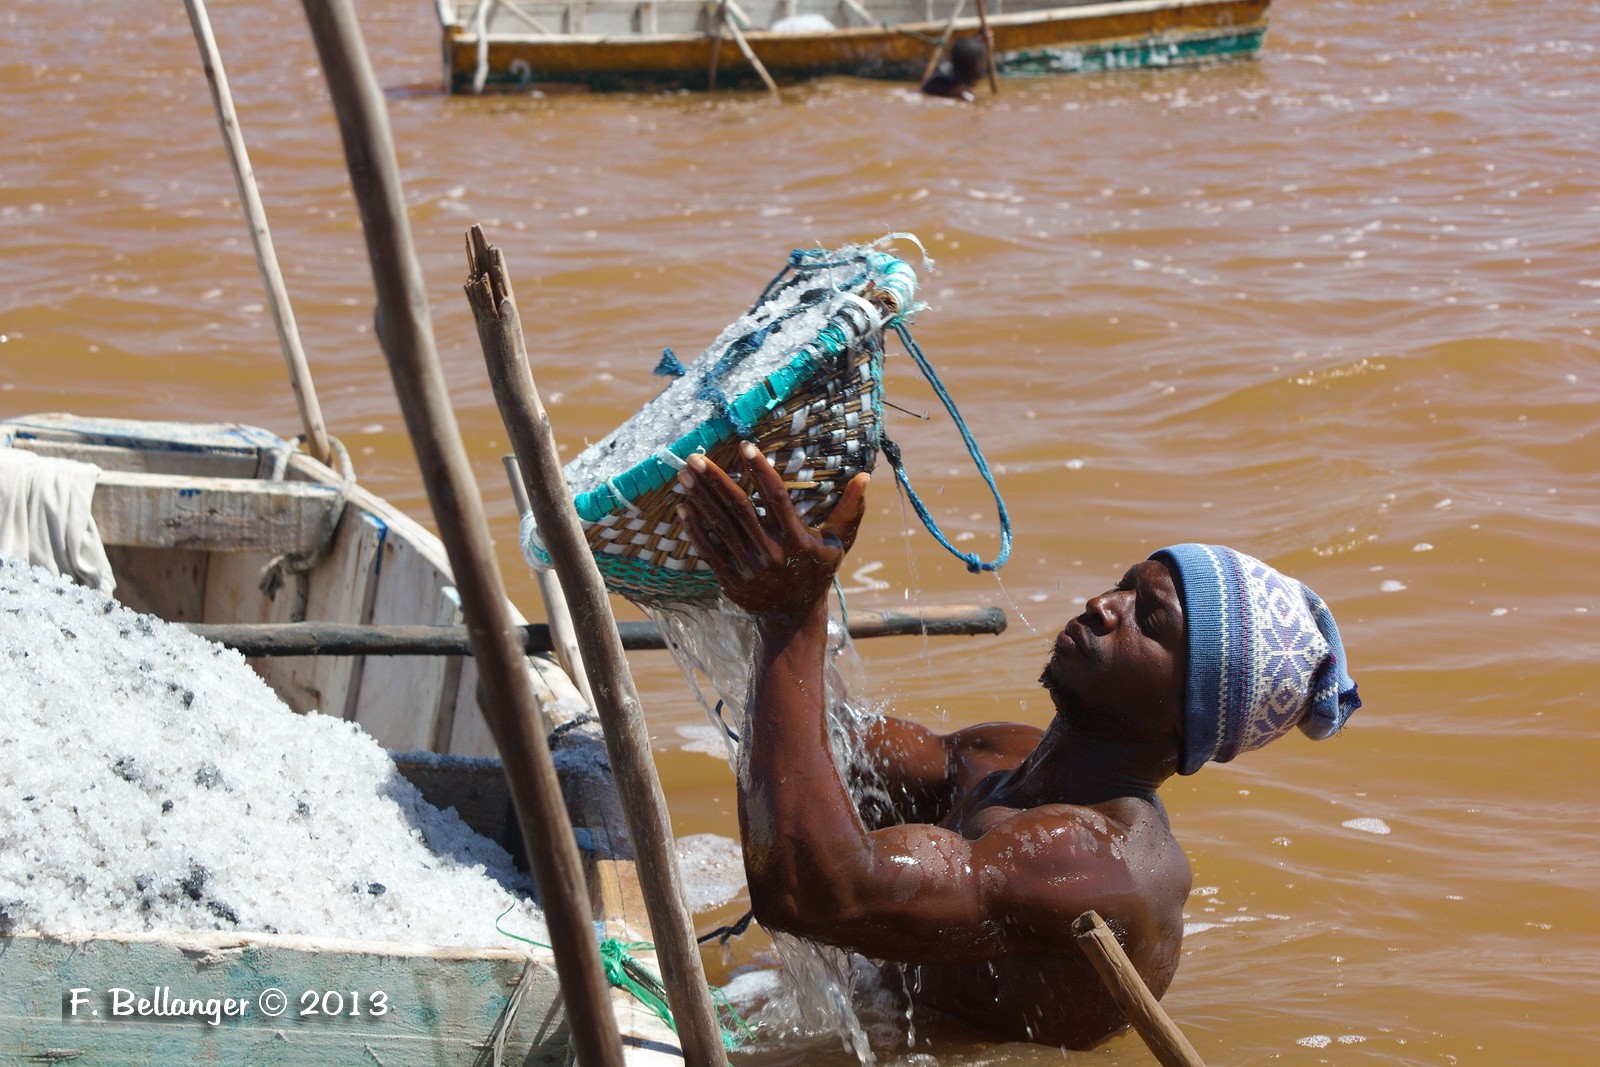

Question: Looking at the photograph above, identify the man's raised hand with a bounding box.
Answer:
[677,441,869,622]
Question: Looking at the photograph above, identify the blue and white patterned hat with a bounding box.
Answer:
[1150,544,1361,776]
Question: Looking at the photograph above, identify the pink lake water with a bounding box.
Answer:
[2,0,1597,1062]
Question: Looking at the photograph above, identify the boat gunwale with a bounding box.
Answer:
[444,0,1264,46]
[1,925,560,964]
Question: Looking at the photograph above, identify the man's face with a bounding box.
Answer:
[1040,558,1188,746]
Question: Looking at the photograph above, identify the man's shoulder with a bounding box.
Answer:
[948,721,1044,757]
[919,73,975,101]
[970,800,1190,925]
[976,797,1181,873]
[944,722,1045,793]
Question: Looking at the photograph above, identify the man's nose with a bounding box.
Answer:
[1083,591,1123,631]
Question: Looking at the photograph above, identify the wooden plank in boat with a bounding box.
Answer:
[0,929,571,1066]
[205,547,319,712]
[351,529,465,752]
[298,507,387,721]
[196,511,385,718]
[15,438,264,479]
[92,471,340,554]
[104,546,211,621]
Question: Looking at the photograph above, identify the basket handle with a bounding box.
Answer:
[882,322,1012,574]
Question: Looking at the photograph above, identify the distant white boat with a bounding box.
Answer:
[434,0,1272,91]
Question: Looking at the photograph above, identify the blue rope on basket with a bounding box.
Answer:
[883,321,1013,574]
[519,239,1010,601]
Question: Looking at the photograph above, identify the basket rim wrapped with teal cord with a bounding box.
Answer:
[522,242,919,602]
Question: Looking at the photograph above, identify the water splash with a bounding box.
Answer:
[643,594,895,1063]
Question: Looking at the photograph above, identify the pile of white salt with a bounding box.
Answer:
[0,556,548,948]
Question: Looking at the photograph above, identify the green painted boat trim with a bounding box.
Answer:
[999,26,1265,75]
[447,21,1267,91]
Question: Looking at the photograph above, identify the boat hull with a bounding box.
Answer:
[442,0,1269,91]
[0,413,683,1064]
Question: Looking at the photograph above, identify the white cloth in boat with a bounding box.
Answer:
[0,448,115,594]
[770,13,835,31]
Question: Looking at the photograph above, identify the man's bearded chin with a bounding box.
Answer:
[1039,658,1076,718]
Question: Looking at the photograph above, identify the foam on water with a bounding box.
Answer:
[0,557,546,948]
[674,832,745,913]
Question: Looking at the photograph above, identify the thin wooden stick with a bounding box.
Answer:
[972,0,999,94]
[464,225,728,1067]
[1073,911,1207,1067]
[183,0,332,466]
[920,0,969,85]
[295,6,624,1066]
[839,0,876,23]
[504,454,595,710]
[722,7,779,98]
[705,0,726,92]
[186,604,1008,656]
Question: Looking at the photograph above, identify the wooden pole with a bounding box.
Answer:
[295,5,624,1066]
[182,0,333,466]
[1073,911,1207,1067]
[920,0,970,86]
[721,7,780,99]
[705,0,726,92]
[463,225,728,1067]
[972,0,999,94]
[186,604,1008,656]
[504,454,596,710]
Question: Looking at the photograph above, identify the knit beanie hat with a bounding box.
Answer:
[1150,544,1361,776]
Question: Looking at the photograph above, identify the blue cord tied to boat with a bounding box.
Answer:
[883,321,1012,573]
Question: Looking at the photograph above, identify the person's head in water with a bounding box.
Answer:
[949,35,988,85]
[1041,544,1360,773]
[921,35,989,99]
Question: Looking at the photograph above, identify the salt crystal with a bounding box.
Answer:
[0,557,545,948]
[1342,817,1392,835]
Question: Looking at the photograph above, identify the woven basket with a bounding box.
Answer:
[522,245,919,603]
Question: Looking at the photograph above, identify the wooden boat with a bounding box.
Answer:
[0,412,683,1065]
[434,0,1270,91]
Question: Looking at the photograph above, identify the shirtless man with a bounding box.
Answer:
[677,442,1359,1048]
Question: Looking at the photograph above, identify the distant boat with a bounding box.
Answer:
[434,0,1271,92]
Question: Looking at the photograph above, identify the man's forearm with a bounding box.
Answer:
[739,597,875,925]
